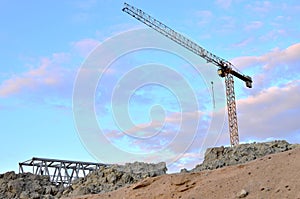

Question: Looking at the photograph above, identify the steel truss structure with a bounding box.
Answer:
[19,157,107,185]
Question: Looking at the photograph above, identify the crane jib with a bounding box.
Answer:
[122,3,252,88]
[122,2,253,146]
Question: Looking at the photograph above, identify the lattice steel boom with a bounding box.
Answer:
[122,3,252,146]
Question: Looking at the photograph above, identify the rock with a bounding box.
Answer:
[62,161,167,197]
[114,162,167,177]
[190,140,295,172]
[3,171,17,180]
[41,194,57,199]
[0,171,62,199]
[0,163,165,199]
[69,186,90,196]
[19,191,30,199]
[180,168,188,173]
[45,185,58,195]
[237,189,248,198]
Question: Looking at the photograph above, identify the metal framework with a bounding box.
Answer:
[19,157,107,185]
[225,74,239,145]
[122,3,253,146]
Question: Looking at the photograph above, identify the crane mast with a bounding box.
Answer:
[122,3,252,146]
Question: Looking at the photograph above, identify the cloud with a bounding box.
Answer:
[227,43,300,143]
[0,59,51,97]
[202,42,300,144]
[237,80,300,142]
[203,80,300,146]
[231,43,300,69]
[99,107,223,170]
[82,35,299,170]
[104,109,199,139]
[0,54,72,98]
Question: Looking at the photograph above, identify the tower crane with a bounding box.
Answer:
[122,3,252,146]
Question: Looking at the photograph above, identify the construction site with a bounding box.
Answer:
[1,140,299,198]
[1,2,299,199]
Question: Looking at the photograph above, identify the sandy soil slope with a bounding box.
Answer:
[66,147,300,199]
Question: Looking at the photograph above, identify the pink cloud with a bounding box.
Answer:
[0,77,35,97]
[0,56,68,97]
[237,80,300,141]
[231,42,300,69]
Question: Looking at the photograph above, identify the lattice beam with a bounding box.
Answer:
[19,157,108,186]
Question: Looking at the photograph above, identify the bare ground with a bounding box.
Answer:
[66,147,300,199]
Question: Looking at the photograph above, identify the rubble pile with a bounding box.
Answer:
[62,162,167,197]
[0,171,62,199]
[1,140,298,198]
[0,162,167,198]
[189,140,299,172]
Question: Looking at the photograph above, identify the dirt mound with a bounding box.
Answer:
[66,146,300,199]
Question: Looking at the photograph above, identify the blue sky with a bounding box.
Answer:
[0,0,300,173]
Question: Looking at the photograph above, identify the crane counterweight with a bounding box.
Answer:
[122,3,253,146]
